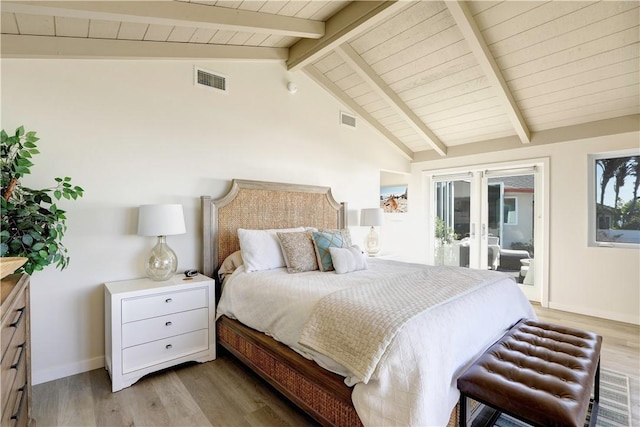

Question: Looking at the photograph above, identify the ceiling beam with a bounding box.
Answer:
[0,34,288,60]
[412,114,640,163]
[445,1,531,144]
[1,1,324,39]
[287,1,407,72]
[304,65,414,161]
[336,43,447,157]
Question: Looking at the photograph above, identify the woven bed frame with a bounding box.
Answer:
[201,179,459,427]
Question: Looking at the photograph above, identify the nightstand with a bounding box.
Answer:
[104,274,216,392]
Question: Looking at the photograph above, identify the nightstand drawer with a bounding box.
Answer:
[122,288,207,323]
[122,308,209,348]
[122,329,208,374]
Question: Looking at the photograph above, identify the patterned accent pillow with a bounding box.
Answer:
[312,230,348,272]
[329,245,368,274]
[277,232,318,273]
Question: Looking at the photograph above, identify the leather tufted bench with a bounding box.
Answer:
[457,319,602,427]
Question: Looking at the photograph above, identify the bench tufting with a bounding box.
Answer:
[457,318,602,427]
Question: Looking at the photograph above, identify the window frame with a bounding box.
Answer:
[587,148,640,248]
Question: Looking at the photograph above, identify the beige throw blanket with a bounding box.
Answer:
[298,266,508,384]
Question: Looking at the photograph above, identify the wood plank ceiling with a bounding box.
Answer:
[1,1,639,161]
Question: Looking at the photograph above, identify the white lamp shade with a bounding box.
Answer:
[138,204,186,236]
[361,208,384,227]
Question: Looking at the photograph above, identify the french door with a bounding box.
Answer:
[426,160,548,304]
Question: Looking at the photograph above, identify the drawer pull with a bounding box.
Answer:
[165,321,172,326]
[11,343,26,370]
[165,298,173,303]
[11,386,26,421]
[165,344,173,350]
[10,307,25,328]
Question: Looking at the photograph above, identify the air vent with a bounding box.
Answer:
[194,67,227,93]
[340,111,357,128]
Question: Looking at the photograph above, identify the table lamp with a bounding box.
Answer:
[137,204,186,281]
[361,208,384,256]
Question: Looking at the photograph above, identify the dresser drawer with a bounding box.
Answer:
[1,289,26,360]
[1,339,27,410]
[122,329,208,374]
[1,352,27,426]
[122,287,207,323]
[1,381,27,427]
[122,308,209,348]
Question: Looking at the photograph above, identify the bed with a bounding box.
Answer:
[201,179,535,427]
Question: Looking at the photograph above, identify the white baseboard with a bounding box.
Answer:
[32,356,105,386]
[548,301,640,326]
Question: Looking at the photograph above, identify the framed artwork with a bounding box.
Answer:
[380,185,408,213]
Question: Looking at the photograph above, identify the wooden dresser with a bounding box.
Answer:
[1,273,31,426]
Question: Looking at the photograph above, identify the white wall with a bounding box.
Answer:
[1,59,409,384]
[408,132,640,325]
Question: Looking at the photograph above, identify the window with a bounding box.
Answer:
[588,150,640,247]
[504,197,517,225]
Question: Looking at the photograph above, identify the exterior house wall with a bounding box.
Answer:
[503,191,534,251]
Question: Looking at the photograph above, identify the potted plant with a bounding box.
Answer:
[1,126,84,275]
[435,217,458,265]
[435,217,456,247]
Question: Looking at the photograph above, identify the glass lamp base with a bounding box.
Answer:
[145,236,178,281]
[365,226,381,256]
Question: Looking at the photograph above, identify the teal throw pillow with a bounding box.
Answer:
[312,230,347,272]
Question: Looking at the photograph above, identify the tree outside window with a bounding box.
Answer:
[593,154,640,245]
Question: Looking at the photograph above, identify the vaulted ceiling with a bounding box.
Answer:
[2,1,639,161]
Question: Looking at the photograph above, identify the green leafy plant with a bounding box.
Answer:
[435,216,457,246]
[1,126,84,274]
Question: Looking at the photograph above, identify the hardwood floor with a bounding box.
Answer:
[33,306,639,427]
[533,305,640,426]
[33,353,318,427]
[533,305,640,380]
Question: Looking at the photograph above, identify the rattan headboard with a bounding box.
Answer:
[201,179,347,279]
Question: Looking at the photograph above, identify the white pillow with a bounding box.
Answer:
[329,245,368,274]
[238,227,305,272]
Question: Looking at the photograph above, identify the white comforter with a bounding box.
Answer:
[216,259,535,426]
